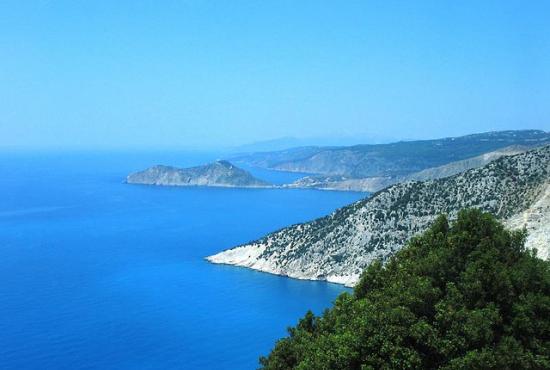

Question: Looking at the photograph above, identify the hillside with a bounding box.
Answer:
[286,145,530,192]
[260,210,550,369]
[233,130,550,179]
[208,145,550,286]
[126,160,271,188]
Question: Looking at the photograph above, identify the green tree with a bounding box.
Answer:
[260,209,550,369]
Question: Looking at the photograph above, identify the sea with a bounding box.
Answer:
[0,150,365,370]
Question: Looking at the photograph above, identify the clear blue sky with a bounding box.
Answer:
[1,1,549,149]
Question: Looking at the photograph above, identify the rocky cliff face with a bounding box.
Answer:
[127,160,271,188]
[208,145,550,286]
[506,183,550,260]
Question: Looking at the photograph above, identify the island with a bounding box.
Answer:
[126,160,272,188]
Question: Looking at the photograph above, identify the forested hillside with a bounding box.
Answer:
[260,210,550,370]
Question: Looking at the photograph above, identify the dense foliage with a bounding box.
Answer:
[260,209,550,369]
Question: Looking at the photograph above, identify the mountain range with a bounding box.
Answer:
[233,130,550,192]
[284,144,531,192]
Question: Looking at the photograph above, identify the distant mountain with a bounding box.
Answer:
[231,134,398,154]
[208,144,550,286]
[126,160,271,188]
[233,130,550,179]
[286,144,531,192]
[231,137,326,153]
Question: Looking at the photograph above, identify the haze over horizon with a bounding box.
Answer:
[1,1,549,150]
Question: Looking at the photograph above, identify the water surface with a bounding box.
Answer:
[0,151,364,369]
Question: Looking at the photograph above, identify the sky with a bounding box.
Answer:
[0,0,549,149]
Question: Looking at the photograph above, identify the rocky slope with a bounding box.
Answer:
[127,160,271,188]
[506,183,550,260]
[208,145,550,286]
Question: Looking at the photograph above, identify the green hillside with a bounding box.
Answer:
[260,210,550,370]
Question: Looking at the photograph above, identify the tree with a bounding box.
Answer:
[260,209,550,369]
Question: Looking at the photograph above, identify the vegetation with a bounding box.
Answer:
[260,209,550,369]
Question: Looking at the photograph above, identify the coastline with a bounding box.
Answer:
[206,246,360,287]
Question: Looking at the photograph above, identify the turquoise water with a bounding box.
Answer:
[0,151,364,369]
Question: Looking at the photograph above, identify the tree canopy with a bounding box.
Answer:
[260,209,550,369]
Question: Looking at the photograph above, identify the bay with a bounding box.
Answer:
[0,151,364,370]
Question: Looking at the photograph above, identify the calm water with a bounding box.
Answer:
[0,151,364,370]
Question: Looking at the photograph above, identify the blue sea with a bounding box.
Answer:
[0,151,364,370]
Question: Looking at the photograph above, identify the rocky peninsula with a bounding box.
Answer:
[127,160,272,188]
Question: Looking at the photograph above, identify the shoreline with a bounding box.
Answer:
[205,253,359,287]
